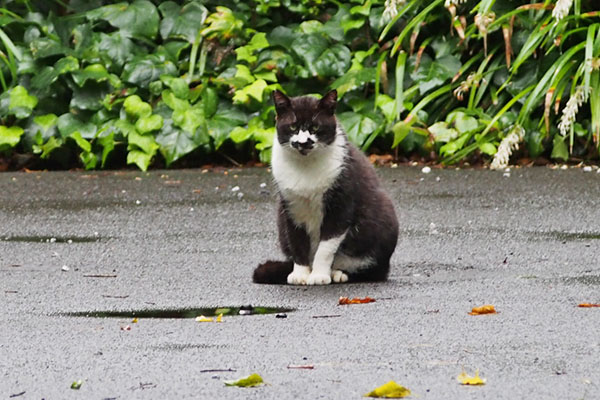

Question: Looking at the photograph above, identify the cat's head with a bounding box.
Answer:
[272,90,338,156]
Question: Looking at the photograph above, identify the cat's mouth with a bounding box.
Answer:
[297,148,312,156]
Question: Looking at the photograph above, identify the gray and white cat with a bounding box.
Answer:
[253,90,398,285]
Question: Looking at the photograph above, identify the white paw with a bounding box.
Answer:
[306,272,332,285]
[287,267,310,285]
[331,269,349,283]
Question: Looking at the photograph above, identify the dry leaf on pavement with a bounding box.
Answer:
[468,305,497,315]
[364,381,411,398]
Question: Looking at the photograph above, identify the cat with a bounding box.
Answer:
[253,89,399,285]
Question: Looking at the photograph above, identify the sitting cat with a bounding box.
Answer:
[253,89,398,285]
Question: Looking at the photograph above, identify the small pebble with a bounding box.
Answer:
[276,313,287,319]
[421,166,431,174]
[503,172,511,178]
[231,186,240,192]
[135,200,141,205]
[259,182,267,188]
[237,192,244,199]
[583,166,592,172]
[435,176,441,182]
[61,265,70,272]
[49,237,56,243]
[560,165,568,170]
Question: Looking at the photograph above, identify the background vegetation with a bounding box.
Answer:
[0,0,599,170]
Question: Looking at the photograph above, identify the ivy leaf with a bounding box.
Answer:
[135,114,163,133]
[292,34,329,77]
[23,114,58,150]
[70,82,111,111]
[38,136,63,159]
[267,26,295,49]
[72,64,120,87]
[98,131,115,167]
[478,142,497,155]
[160,76,189,100]
[124,95,153,119]
[122,55,178,88]
[0,126,25,151]
[235,32,269,64]
[98,32,136,68]
[233,79,268,104]
[202,87,219,118]
[201,6,244,41]
[207,105,248,149]
[69,131,92,153]
[338,111,377,147]
[87,0,159,40]
[80,151,98,170]
[453,112,479,134]
[57,114,97,139]
[128,130,159,155]
[127,149,153,171]
[410,54,461,94]
[155,115,209,166]
[331,68,376,97]
[313,44,351,78]
[429,122,458,143]
[9,86,38,119]
[391,121,411,148]
[551,134,568,161]
[159,1,208,43]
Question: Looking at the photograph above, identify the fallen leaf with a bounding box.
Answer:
[457,370,486,385]
[132,318,139,323]
[339,296,376,305]
[468,305,497,315]
[364,381,411,398]
[224,373,264,387]
[196,313,223,323]
[578,303,600,308]
[70,380,83,390]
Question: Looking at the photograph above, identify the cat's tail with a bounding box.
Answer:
[253,260,293,284]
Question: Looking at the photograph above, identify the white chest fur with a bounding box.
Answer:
[271,130,347,240]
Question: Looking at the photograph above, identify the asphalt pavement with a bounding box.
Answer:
[1,165,599,399]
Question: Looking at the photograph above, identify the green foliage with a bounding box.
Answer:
[1,0,600,169]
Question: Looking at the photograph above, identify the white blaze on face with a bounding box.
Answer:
[290,129,317,146]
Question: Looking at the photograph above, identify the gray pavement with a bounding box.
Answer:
[1,165,599,399]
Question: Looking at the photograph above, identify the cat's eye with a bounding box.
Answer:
[289,124,297,131]
[312,124,320,132]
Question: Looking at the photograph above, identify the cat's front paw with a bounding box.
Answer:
[331,269,349,283]
[306,272,332,285]
[287,265,310,285]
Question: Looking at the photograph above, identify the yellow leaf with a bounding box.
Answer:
[216,313,223,322]
[457,370,486,385]
[195,315,213,322]
[224,373,264,387]
[364,381,411,398]
[132,318,138,323]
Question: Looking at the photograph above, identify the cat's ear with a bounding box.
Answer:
[318,90,337,115]
[272,90,291,115]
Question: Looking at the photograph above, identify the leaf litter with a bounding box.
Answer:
[364,381,411,398]
[468,305,497,315]
[339,296,376,305]
[457,370,486,385]
[224,373,264,387]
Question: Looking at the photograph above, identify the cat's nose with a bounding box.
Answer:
[291,138,314,153]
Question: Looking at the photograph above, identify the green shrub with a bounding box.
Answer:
[0,0,599,170]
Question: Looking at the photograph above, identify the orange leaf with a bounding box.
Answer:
[578,303,600,308]
[469,304,497,315]
[339,296,376,305]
